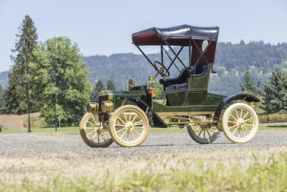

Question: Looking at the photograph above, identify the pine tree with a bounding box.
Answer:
[106,78,116,90]
[0,85,5,108]
[29,37,92,126]
[4,15,38,114]
[90,79,105,100]
[260,67,287,113]
[240,70,255,93]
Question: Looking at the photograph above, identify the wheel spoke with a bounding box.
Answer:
[129,112,132,122]
[87,121,95,126]
[243,112,250,120]
[87,130,95,136]
[131,114,138,123]
[230,114,237,120]
[133,120,143,125]
[120,129,128,139]
[92,132,97,140]
[102,131,111,138]
[207,130,211,137]
[197,129,203,137]
[242,129,245,137]
[240,109,243,118]
[243,126,251,133]
[118,117,126,124]
[98,133,100,143]
[124,112,128,123]
[131,131,135,141]
[228,125,238,130]
[232,127,239,135]
[127,131,129,141]
[115,124,126,127]
[116,127,127,133]
[133,129,141,136]
[91,116,97,124]
[244,118,252,122]
[228,121,236,124]
[235,110,239,119]
[203,130,205,138]
[209,127,217,132]
[192,126,200,131]
[238,129,240,138]
[100,133,106,141]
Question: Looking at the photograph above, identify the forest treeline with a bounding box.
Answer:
[2,40,286,98]
[2,39,286,96]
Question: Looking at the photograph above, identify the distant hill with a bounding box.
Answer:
[84,41,287,96]
[1,41,286,96]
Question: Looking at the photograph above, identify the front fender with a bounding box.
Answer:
[120,97,167,128]
[213,94,260,125]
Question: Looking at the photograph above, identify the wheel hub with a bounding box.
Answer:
[236,118,244,129]
[125,122,133,131]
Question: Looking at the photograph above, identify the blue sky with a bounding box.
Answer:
[0,0,286,73]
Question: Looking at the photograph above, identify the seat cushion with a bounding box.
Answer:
[164,83,187,94]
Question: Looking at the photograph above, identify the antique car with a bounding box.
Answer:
[80,25,260,148]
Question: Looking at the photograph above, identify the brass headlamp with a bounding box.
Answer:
[101,100,114,113]
[87,102,99,114]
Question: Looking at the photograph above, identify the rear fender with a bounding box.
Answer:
[119,97,167,128]
[213,94,260,125]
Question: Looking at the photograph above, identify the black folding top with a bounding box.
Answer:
[132,25,219,46]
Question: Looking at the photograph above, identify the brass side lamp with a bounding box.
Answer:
[147,75,156,109]
[128,79,135,91]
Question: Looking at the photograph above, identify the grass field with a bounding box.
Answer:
[2,123,287,135]
[1,148,287,191]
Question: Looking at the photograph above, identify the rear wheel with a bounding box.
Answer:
[109,105,149,147]
[79,113,113,148]
[222,103,258,143]
[187,116,219,144]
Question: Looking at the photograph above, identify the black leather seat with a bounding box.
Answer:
[161,65,208,95]
[164,83,187,94]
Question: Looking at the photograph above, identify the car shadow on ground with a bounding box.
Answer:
[106,142,236,149]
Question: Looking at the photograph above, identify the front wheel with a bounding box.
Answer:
[222,103,258,143]
[79,113,113,148]
[109,105,149,147]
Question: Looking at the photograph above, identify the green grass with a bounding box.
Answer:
[2,123,287,135]
[23,115,50,128]
[2,153,287,191]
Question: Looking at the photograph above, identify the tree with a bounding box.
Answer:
[106,78,116,90]
[0,85,5,108]
[155,82,164,99]
[29,37,92,126]
[240,70,255,93]
[91,79,105,100]
[4,15,38,114]
[260,67,287,113]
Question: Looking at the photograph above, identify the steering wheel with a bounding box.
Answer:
[154,61,170,78]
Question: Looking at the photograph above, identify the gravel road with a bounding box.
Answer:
[1,131,287,185]
[0,131,287,156]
